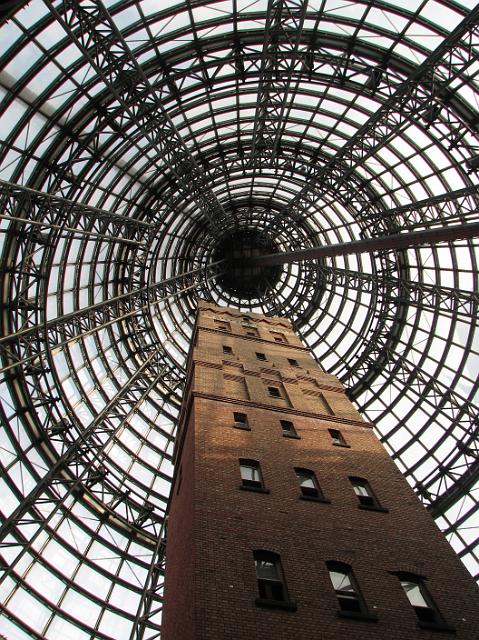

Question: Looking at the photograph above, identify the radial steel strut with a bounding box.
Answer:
[251,222,479,266]
[272,6,479,232]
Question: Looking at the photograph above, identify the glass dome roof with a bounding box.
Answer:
[0,1,478,638]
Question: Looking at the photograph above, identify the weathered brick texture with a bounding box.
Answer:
[162,302,479,639]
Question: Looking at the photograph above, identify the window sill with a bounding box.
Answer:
[418,621,456,633]
[255,598,297,612]
[233,424,251,431]
[282,432,300,439]
[333,442,351,448]
[337,610,378,622]
[358,504,389,513]
[300,495,331,503]
[239,485,270,494]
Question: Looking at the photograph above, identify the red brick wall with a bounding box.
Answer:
[161,408,195,640]
[162,303,479,639]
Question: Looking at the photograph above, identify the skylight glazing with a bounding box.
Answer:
[0,0,478,637]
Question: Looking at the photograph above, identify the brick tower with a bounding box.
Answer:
[161,301,479,639]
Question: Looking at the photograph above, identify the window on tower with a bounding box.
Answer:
[349,477,386,511]
[329,428,348,447]
[256,352,267,361]
[327,561,375,620]
[280,419,299,438]
[295,468,327,501]
[396,573,451,630]
[239,459,267,492]
[253,551,296,611]
[288,358,299,367]
[215,320,231,332]
[223,345,233,355]
[233,412,249,430]
[268,386,281,398]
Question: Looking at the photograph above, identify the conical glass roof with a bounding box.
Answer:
[0,1,478,638]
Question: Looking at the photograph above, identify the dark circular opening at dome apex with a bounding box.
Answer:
[213,229,282,299]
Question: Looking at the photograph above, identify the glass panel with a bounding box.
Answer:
[400,580,429,608]
[329,569,355,594]
[296,471,315,489]
[352,482,370,497]
[256,559,280,580]
[240,464,259,482]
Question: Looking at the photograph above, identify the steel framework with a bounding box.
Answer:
[0,1,478,639]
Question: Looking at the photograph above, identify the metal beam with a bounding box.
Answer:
[0,263,223,376]
[0,179,155,232]
[250,222,479,266]
[45,0,227,232]
[313,264,478,318]
[275,7,479,231]
[250,0,309,163]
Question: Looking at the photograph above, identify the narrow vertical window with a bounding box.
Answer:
[295,468,326,501]
[350,477,385,510]
[254,551,296,610]
[239,459,266,491]
[326,562,374,619]
[396,573,450,629]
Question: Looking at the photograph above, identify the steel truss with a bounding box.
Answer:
[273,6,479,233]
[44,0,228,234]
[250,0,309,164]
[1,1,479,637]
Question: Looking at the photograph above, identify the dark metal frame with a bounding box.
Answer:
[0,0,478,638]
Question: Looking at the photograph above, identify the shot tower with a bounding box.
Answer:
[162,302,479,639]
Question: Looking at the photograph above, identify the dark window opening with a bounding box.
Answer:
[280,420,297,436]
[350,477,382,509]
[233,412,248,429]
[329,428,348,446]
[268,386,281,398]
[327,562,368,616]
[288,358,299,367]
[397,573,447,627]
[223,345,233,354]
[256,352,267,361]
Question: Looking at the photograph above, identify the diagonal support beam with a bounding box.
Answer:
[250,0,309,163]
[250,222,479,266]
[275,6,479,230]
[0,263,223,376]
[314,264,478,318]
[0,178,155,233]
[45,0,228,232]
